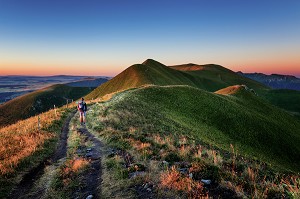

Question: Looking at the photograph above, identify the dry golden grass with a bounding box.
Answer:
[214,85,246,95]
[0,109,62,175]
[126,138,151,151]
[179,145,191,158]
[62,158,89,180]
[61,159,87,187]
[160,166,208,199]
[151,134,176,151]
[206,149,223,166]
[194,145,203,159]
[153,134,166,145]
[281,176,300,198]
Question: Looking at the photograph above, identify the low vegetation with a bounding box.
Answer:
[48,114,91,198]
[261,89,300,116]
[0,107,72,198]
[86,85,300,198]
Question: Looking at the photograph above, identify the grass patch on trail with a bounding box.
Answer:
[86,86,300,198]
[100,154,136,199]
[48,113,90,198]
[0,108,73,198]
[85,110,136,198]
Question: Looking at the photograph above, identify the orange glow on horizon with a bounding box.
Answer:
[228,61,300,76]
[1,59,299,77]
[0,63,119,76]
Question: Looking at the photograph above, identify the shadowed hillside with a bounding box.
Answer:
[236,72,300,115]
[261,89,300,117]
[66,77,109,87]
[0,84,92,127]
[86,59,268,100]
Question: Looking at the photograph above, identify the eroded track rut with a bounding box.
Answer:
[75,127,103,199]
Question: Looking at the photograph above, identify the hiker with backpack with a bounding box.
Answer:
[77,98,87,125]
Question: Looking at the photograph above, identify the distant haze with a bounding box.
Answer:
[0,0,299,76]
[0,75,108,103]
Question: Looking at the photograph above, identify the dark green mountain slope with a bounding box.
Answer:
[0,84,92,127]
[261,89,300,117]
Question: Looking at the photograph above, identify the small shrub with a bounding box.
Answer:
[266,188,282,199]
[106,159,117,169]
[191,164,221,183]
[165,152,181,163]
[116,168,129,179]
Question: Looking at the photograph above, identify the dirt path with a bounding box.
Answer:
[10,111,75,199]
[75,126,103,199]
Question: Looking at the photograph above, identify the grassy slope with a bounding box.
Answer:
[261,89,300,117]
[147,61,300,115]
[103,85,300,171]
[85,64,151,100]
[86,59,269,100]
[0,84,92,127]
[169,63,269,92]
[87,59,300,115]
[0,108,72,198]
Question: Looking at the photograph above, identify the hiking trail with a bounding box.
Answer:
[10,111,75,199]
[74,126,103,199]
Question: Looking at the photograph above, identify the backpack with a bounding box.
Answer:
[78,102,84,110]
[83,102,87,111]
[78,101,87,111]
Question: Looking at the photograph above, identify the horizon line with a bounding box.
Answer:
[1,70,300,78]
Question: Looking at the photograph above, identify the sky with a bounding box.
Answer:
[0,0,300,77]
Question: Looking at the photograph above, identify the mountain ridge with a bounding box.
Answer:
[86,59,269,100]
[237,71,300,90]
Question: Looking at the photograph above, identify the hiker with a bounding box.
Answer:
[77,98,87,125]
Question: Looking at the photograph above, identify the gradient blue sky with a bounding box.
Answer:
[0,0,300,76]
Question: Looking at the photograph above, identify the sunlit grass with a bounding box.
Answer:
[0,107,72,198]
[0,109,63,175]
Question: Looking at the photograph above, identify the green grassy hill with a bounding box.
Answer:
[169,63,269,92]
[86,59,300,116]
[0,84,92,127]
[97,85,300,171]
[86,59,269,100]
